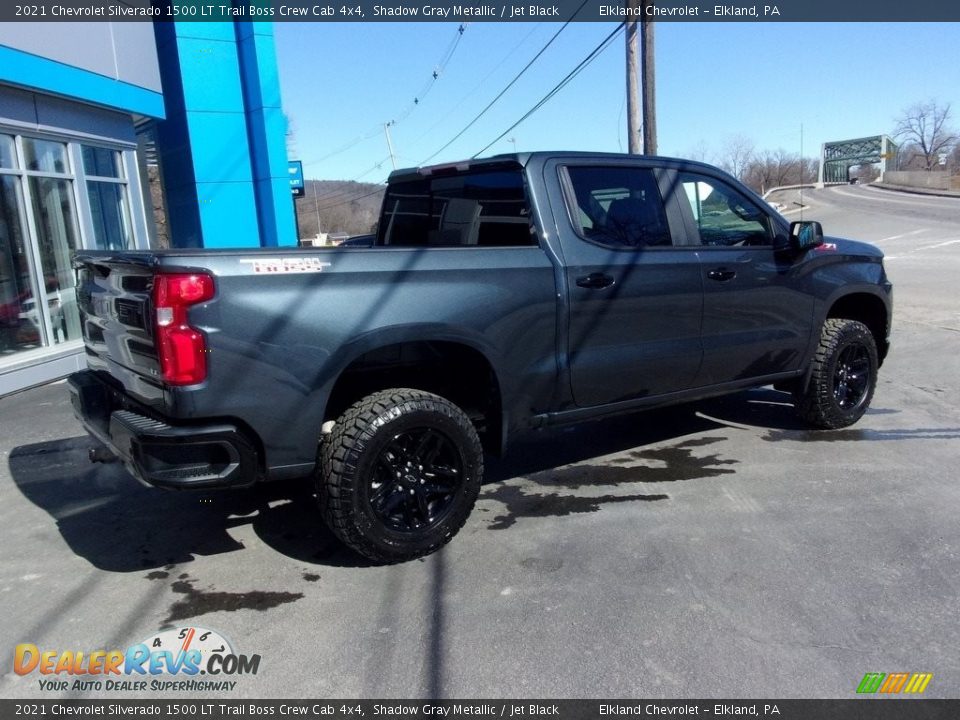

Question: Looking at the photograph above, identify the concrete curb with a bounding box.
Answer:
[761,184,816,199]
[871,182,960,199]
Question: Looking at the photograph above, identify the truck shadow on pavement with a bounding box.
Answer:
[8,388,850,572]
[7,435,363,571]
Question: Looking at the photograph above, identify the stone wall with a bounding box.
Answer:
[883,171,960,190]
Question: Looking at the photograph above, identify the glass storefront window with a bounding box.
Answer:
[0,132,142,366]
[23,138,69,174]
[87,180,133,250]
[0,134,16,169]
[0,175,40,354]
[82,145,132,250]
[82,145,122,178]
[28,176,81,344]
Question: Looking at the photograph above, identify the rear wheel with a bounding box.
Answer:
[318,389,483,563]
[796,318,878,429]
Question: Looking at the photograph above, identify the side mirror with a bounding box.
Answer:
[789,220,824,252]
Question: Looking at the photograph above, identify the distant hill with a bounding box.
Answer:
[293,180,385,239]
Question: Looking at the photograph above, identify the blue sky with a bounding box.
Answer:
[275,22,960,181]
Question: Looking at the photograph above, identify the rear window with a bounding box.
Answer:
[564,166,671,248]
[377,169,535,247]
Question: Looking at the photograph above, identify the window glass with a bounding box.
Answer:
[87,181,133,250]
[28,177,81,344]
[81,145,122,178]
[378,169,533,247]
[0,175,42,355]
[0,134,16,170]
[679,173,772,247]
[23,138,68,174]
[565,166,671,247]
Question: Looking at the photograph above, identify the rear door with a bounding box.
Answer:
[546,159,703,407]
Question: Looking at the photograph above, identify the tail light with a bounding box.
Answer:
[152,273,215,385]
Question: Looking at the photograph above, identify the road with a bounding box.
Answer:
[1,185,958,699]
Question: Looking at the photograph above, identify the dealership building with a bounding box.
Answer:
[0,20,296,395]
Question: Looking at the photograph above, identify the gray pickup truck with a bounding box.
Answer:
[69,152,892,562]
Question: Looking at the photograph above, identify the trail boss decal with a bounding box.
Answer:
[239,257,332,274]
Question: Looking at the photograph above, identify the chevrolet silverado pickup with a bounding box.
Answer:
[68,152,892,562]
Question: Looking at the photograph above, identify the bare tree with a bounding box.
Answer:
[294,180,384,238]
[950,143,960,174]
[718,135,755,180]
[684,140,714,164]
[862,163,882,183]
[893,100,957,171]
[743,149,804,193]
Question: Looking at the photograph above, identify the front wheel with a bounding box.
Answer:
[796,318,878,429]
[318,389,483,563]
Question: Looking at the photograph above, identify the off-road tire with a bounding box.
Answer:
[796,318,878,429]
[318,389,483,564]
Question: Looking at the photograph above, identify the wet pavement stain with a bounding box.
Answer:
[483,486,668,530]
[526,436,736,488]
[479,436,735,530]
[302,573,321,582]
[146,571,169,580]
[162,575,304,627]
[520,557,564,573]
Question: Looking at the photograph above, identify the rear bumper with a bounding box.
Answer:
[68,370,258,489]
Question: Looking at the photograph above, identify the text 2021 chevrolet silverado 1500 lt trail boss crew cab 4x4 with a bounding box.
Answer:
[68,152,892,563]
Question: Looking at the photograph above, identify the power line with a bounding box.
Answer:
[300,24,469,169]
[312,185,386,213]
[304,156,392,205]
[473,23,626,158]
[417,1,590,166]
[307,130,381,167]
[408,23,545,148]
[309,25,622,218]
[394,23,468,123]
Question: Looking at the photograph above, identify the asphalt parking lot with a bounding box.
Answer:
[1,185,959,699]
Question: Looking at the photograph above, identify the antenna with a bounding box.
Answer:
[799,123,804,221]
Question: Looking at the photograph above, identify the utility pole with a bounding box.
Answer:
[625,0,641,154]
[384,122,398,170]
[626,0,656,155]
[641,1,657,155]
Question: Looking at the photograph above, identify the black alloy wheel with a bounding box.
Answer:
[368,427,464,534]
[833,343,871,411]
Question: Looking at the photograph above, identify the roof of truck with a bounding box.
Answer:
[387,151,720,183]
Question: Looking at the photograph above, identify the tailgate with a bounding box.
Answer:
[75,253,161,391]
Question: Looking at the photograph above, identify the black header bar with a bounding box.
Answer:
[2,700,959,720]
[4,0,960,22]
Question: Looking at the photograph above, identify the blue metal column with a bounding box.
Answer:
[154,20,294,248]
[236,22,297,247]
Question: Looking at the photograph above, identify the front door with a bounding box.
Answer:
[674,171,814,386]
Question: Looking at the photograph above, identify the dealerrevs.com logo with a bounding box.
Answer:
[14,627,260,692]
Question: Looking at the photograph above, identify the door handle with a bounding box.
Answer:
[707,268,737,282]
[576,273,615,289]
